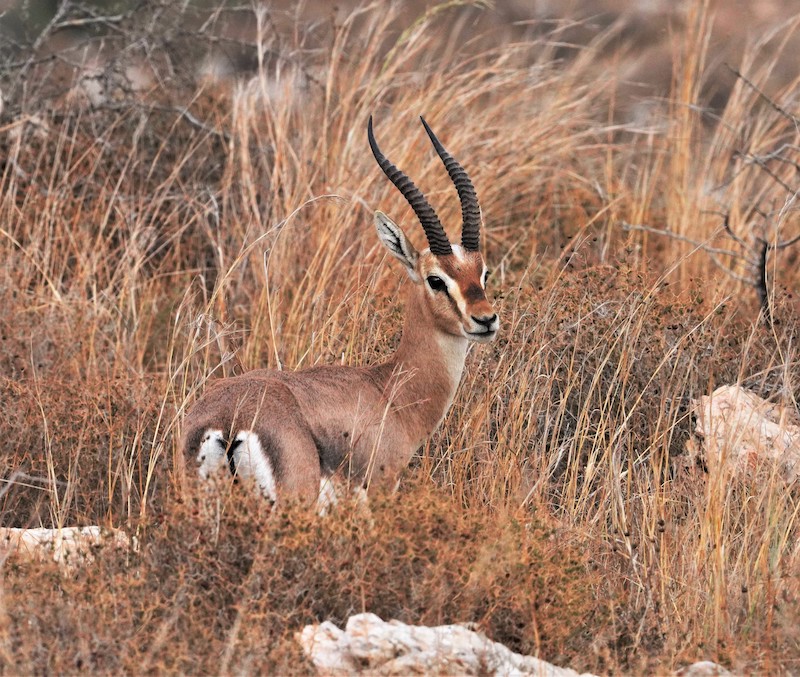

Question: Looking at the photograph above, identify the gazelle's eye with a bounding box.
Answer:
[426,275,447,293]
[483,269,491,285]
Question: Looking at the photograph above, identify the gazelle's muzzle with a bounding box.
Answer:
[465,310,499,342]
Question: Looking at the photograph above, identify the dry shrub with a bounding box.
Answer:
[0,2,799,675]
[0,373,155,524]
[431,259,800,672]
[433,260,755,506]
[0,486,603,674]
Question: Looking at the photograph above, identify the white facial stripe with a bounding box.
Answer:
[426,244,497,340]
[427,267,470,316]
[447,280,469,317]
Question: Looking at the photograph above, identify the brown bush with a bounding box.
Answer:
[0,487,604,674]
[0,2,798,675]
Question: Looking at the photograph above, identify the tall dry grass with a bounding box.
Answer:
[0,1,798,673]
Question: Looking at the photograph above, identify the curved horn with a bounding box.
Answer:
[368,116,452,256]
[420,117,481,251]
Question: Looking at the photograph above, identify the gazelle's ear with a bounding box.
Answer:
[374,211,420,282]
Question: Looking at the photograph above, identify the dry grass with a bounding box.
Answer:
[1,1,799,674]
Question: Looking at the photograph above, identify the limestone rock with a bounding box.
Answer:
[0,526,134,569]
[673,661,733,676]
[687,385,800,482]
[298,612,597,677]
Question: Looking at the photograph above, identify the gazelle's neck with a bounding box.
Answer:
[377,284,468,444]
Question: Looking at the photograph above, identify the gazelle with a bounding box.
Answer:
[181,116,499,507]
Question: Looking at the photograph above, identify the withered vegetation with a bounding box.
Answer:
[0,2,798,674]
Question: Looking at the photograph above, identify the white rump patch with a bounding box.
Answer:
[195,428,277,503]
[196,429,227,479]
[233,431,278,502]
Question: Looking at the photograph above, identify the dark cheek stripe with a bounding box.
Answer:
[463,282,486,303]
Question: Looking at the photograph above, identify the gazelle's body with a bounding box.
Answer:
[182,117,499,506]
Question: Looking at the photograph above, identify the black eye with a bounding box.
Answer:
[483,269,491,285]
[426,275,447,293]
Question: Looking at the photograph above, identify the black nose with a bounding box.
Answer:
[472,314,497,327]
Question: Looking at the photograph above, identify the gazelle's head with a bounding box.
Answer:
[368,116,499,343]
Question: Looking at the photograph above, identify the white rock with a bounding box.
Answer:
[0,526,134,569]
[688,385,800,482]
[673,661,733,676]
[298,612,597,677]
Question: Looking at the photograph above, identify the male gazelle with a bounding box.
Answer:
[181,116,499,507]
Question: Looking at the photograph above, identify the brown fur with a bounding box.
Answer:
[182,225,498,507]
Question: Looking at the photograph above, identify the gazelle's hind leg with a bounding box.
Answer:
[315,475,373,522]
[317,476,339,516]
[255,422,321,508]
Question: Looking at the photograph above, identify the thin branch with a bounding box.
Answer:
[31,2,69,51]
[699,252,757,284]
[774,231,800,250]
[726,64,800,126]
[99,101,231,141]
[621,222,749,261]
[753,238,772,327]
[745,144,800,174]
[51,14,126,32]
[742,153,796,194]
[721,212,750,250]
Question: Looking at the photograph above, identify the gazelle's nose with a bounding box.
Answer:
[472,313,498,328]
